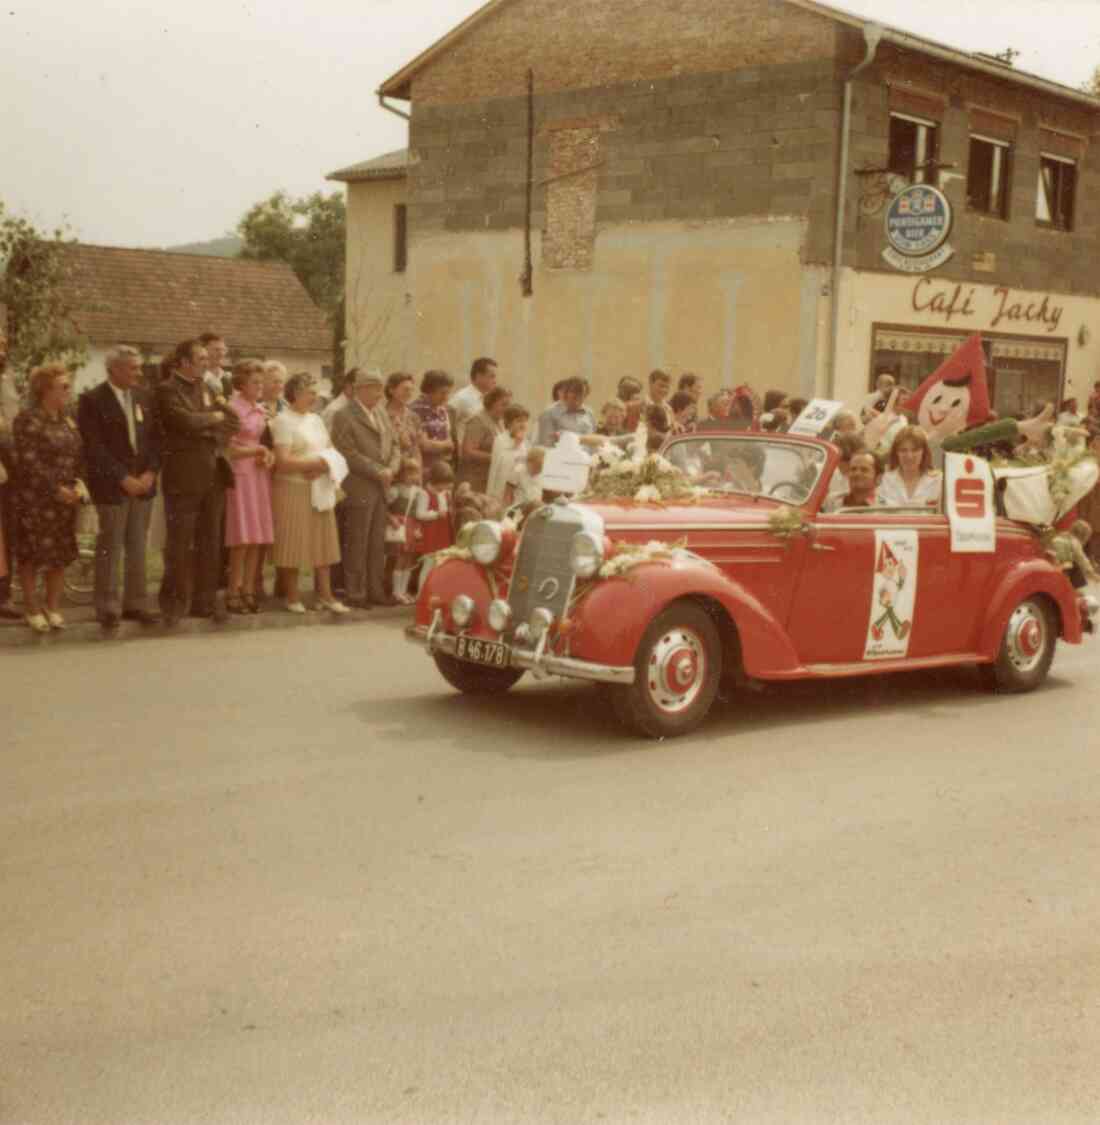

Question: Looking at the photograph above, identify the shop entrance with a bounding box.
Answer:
[870,325,1066,417]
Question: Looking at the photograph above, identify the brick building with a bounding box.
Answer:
[331,0,1100,415]
[49,244,334,395]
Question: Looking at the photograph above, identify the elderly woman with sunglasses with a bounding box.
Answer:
[12,363,88,631]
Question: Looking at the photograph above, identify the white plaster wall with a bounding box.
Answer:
[827,270,1100,410]
[405,215,812,409]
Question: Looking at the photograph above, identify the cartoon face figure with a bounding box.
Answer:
[917,379,972,440]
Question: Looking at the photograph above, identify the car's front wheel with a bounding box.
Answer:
[610,602,721,738]
[980,596,1056,693]
[433,652,525,695]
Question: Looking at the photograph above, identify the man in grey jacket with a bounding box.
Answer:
[330,368,402,607]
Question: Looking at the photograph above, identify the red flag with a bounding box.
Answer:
[906,334,991,438]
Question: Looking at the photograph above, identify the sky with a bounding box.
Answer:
[2,0,1098,249]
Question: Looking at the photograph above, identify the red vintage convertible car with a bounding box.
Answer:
[406,431,1095,738]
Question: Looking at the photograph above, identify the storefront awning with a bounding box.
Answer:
[873,330,1065,364]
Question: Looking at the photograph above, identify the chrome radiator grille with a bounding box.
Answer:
[507,506,581,626]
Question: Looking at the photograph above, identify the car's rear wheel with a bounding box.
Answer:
[610,602,721,738]
[980,596,1056,693]
[433,652,525,694]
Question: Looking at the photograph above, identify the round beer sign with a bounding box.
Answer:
[884,184,953,258]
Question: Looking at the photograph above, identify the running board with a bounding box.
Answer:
[763,653,990,681]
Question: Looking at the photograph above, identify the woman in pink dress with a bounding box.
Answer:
[225,359,275,613]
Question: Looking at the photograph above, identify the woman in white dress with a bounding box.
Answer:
[269,373,347,614]
[877,425,941,508]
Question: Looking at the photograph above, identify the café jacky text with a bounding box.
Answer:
[911,278,1064,334]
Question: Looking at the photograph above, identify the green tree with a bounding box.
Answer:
[1084,64,1100,96]
[237,190,346,369]
[0,202,88,390]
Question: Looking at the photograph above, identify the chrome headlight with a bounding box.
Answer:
[488,599,512,633]
[450,594,476,629]
[570,531,605,579]
[469,521,503,566]
[529,607,554,641]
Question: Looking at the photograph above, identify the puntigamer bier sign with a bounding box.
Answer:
[883,184,954,274]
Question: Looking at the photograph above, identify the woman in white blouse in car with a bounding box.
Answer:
[877,425,942,508]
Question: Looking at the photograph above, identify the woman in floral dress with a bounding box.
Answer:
[384,371,423,468]
[13,363,87,632]
[410,369,456,476]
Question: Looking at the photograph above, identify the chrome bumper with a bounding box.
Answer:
[405,617,635,686]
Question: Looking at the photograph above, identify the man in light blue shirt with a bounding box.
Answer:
[537,377,600,447]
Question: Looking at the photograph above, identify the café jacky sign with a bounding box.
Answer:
[910,277,1065,335]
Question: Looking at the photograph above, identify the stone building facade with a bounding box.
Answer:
[333,0,1100,415]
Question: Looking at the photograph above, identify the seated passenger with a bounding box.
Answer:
[835,450,880,509]
[825,432,866,510]
[723,445,764,493]
[877,425,941,508]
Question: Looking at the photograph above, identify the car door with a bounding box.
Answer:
[784,508,882,665]
[788,507,1000,667]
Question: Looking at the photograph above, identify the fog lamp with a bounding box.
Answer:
[450,594,476,629]
[529,607,554,641]
[488,599,512,633]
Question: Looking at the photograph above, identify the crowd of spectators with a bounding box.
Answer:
[1,326,1098,633]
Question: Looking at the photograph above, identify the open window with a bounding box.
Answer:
[1036,154,1076,231]
[968,135,1011,218]
[889,113,939,184]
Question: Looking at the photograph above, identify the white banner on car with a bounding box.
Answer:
[944,452,996,553]
[541,430,592,495]
[789,399,845,436]
[864,529,919,661]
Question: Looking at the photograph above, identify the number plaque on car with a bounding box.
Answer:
[455,636,510,668]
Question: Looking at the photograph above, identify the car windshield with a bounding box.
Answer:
[664,435,828,504]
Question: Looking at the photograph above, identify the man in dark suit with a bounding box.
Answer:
[77,345,162,628]
[331,368,401,607]
[156,338,240,624]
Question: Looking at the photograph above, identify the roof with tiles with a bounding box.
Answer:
[326,148,409,183]
[50,243,333,354]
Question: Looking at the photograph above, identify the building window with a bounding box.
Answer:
[889,113,939,184]
[1036,154,1076,230]
[967,135,1011,218]
[393,204,408,273]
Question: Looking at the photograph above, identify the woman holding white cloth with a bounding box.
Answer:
[269,373,347,614]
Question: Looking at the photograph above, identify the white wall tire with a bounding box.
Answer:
[980,596,1056,694]
[610,602,722,739]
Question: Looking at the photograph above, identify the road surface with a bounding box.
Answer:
[3,620,1099,1123]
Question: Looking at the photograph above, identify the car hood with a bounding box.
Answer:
[576,495,786,533]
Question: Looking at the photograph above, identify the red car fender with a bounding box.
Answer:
[566,561,802,677]
[978,559,1083,655]
[414,559,498,634]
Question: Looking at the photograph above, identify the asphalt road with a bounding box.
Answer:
[3,620,1099,1124]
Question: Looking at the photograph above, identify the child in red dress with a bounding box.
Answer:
[414,460,455,586]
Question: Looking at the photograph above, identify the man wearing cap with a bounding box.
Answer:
[330,368,402,607]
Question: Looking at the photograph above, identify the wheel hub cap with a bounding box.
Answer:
[1007,604,1046,673]
[648,629,706,714]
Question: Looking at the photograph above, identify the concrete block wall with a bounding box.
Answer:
[408,58,843,267]
[844,36,1100,296]
[410,0,837,105]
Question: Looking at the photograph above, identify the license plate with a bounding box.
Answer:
[455,636,510,668]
